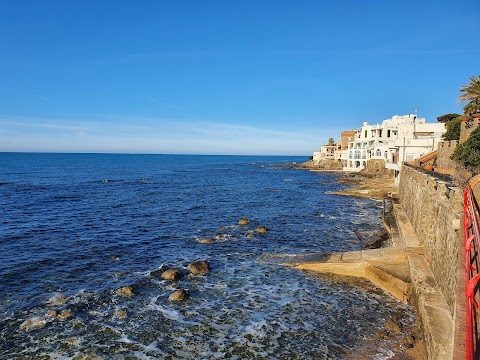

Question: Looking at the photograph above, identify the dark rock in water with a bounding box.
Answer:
[45,310,58,318]
[113,309,128,319]
[47,294,69,306]
[198,237,215,244]
[246,233,254,239]
[384,318,402,334]
[160,268,182,281]
[238,217,251,225]
[255,226,268,234]
[19,317,46,331]
[187,261,210,275]
[169,289,189,301]
[59,309,74,321]
[115,286,134,297]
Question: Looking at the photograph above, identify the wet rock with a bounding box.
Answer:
[87,310,102,317]
[376,330,388,339]
[238,217,251,225]
[161,269,182,281]
[198,237,215,244]
[59,309,74,321]
[384,318,402,334]
[47,294,69,306]
[246,233,254,239]
[215,234,231,241]
[113,309,127,319]
[45,310,58,318]
[169,289,188,301]
[255,226,268,234]
[19,317,45,331]
[218,226,229,232]
[116,286,134,297]
[187,261,210,275]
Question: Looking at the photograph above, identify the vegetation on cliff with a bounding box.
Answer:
[440,116,461,141]
[452,125,480,175]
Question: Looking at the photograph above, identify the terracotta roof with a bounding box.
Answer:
[418,150,437,165]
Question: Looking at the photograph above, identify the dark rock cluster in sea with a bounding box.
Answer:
[195,217,270,245]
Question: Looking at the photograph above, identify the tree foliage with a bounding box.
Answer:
[451,125,480,174]
[437,113,460,123]
[328,137,335,146]
[459,75,480,115]
[442,116,461,141]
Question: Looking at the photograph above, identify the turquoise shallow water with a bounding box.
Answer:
[0,153,413,359]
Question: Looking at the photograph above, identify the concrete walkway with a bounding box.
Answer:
[258,199,455,359]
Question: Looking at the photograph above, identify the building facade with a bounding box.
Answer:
[343,114,445,177]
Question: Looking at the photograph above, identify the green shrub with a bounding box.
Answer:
[451,125,480,174]
[442,116,461,141]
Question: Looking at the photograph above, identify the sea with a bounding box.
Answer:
[0,153,415,359]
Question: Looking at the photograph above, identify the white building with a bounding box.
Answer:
[343,114,445,177]
[312,140,341,165]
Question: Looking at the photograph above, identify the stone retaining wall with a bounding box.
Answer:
[436,141,458,172]
[399,165,462,315]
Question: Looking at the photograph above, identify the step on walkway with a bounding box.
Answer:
[258,200,454,359]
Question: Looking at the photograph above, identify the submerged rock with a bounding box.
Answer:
[238,217,251,225]
[169,289,188,301]
[59,309,74,321]
[384,318,402,334]
[47,294,69,307]
[198,237,215,244]
[187,261,210,275]
[19,317,46,331]
[246,233,254,239]
[45,310,58,318]
[113,309,128,319]
[255,226,269,234]
[161,268,182,281]
[116,286,134,297]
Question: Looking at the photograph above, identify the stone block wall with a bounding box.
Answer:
[460,118,480,144]
[436,141,458,172]
[399,165,462,315]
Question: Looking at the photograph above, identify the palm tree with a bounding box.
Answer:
[459,76,480,115]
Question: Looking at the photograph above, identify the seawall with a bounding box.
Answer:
[399,165,462,316]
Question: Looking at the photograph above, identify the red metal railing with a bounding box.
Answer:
[464,185,480,359]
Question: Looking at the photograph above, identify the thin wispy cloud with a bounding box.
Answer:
[0,115,332,155]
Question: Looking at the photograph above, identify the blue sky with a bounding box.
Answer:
[0,0,478,155]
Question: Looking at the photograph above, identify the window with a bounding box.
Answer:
[387,130,391,137]
[376,149,381,157]
[365,130,368,138]
[379,130,382,137]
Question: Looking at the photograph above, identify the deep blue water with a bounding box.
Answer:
[0,153,413,359]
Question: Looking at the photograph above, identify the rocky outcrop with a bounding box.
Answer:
[169,289,188,301]
[19,317,46,331]
[255,226,268,234]
[187,261,210,275]
[113,309,127,319]
[238,217,251,225]
[160,269,182,281]
[47,294,69,306]
[58,309,74,321]
[115,286,134,297]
